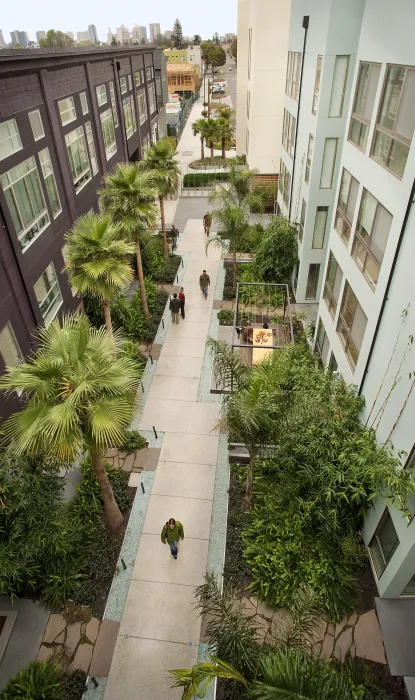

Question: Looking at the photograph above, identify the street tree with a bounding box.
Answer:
[193,34,202,44]
[172,18,184,49]
[230,36,237,63]
[192,118,207,160]
[39,30,74,47]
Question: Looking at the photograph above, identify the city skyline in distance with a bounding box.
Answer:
[1,0,237,45]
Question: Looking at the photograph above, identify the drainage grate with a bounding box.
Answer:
[181,151,193,156]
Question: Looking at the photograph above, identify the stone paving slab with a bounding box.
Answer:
[143,494,213,540]
[119,580,201,643]
[166,321,210,339]
[144,448,161,471]
[155,355,204,378]
[139,398,220,435]
[179,307,214,323]
[159,432,219,465]
[152,461,216,499]
[147,375,199,402]
[160,337,207,358]
[132,533,209,586]
[89,621,120,676]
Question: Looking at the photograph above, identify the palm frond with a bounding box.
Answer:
[169,657,247,700]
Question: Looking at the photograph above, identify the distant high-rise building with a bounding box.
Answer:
[77,31,89,42]
[139,26,147,42]
[66,31,75,41]
[116,25,130,44]
[0,30,6,48]
[10,30,29,47]
[225,32,236,42]
[164,30,172,41]
[149,23,161,43]
[88,24,99,44]
[131,25,143,43]
[107,27,115,44]
[36,30,46,42]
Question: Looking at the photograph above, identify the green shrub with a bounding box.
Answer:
[73,456,130,516]
[217,309,234,325]
[120,430,147,453]
[108,468,130,512]
[82,523,122,582]
[251,216,298,282]
[61,670,87,700]
[183,172,230,187]
[0,661,64,700]
[120,341,147,372]
[238,224,263,253]
[152,254,181,284]
[141,235,165,276]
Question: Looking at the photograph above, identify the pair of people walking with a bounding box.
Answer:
[169,287,185,323]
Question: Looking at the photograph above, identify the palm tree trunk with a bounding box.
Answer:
[136,244,150,319]
[159,195,168,259]
[222,137,226,159]
[201,136,205,160]
[103,300,112,336]
[210,140,214,163]
[91,448,123,532]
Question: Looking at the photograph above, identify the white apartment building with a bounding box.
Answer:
[187,45,202,68]
[131,25,143,43]
[236,0,291,174]
[150,23,161,43]
[116,25,130,44]
[0,30,7,48]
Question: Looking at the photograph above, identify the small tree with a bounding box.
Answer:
[252,217,298,283]
[208,204,247,286]
[230,36,237,63]
[217,117,234,159]
[201,118,220,162]
[39,29,74,47]
[193,34,202,44]
[172,18,184,49]
[192,118,206,160]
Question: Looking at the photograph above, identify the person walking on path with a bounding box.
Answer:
[203,212,212,236]
[161,518,184,559]
[171,224,178,251]
[178,286,185,319]
[169,293,181,324]
[199,270,210,299]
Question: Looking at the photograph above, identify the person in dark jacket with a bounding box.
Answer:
[161,518,184,559]
[169,293,181,324]
[199,270,210,299]
[178,287,185,319]
[203,212,212,236]
[171,225,178,251]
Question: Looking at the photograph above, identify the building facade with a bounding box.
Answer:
[139,27,148,43]
[236,0,291,174]
[166,63,200,96]
[0,45,166,420]
[88,25,99,45]
[0,30,6,49]
[116,25,130,45]
[10,31,30,48]
[149,24,161,43]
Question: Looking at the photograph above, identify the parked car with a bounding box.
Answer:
[212,87,225,95]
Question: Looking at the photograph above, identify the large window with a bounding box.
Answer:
[312,56,323,114]
[148,85,156,114]
[305,264,320,300]
[120,77,127,94]
[135,71,141,87]
[323,252,342,319]
[58,97,76,126]
[38,148,61,218]
[65,126,91,193]
[305,134,313,184]
[100,109,117,160]
[0,156,50,251]
[282,109,296,157]
[29,110,45,141]
[335,168,359,245]
[320,138,338,189]
[337,281,367,370]
[315,319,329,365]
[298,199,306,243]
[372,65,415,178]
[85,122,99,175]
[286,52,302,100]
[279,160,291,206]
[0,322,23,368]
[0,119,23,161]
[128,74,132,91]
[122,97,137,139]
[312,206,328,249]
[34,263,63,326]
[137,91,148,124]
[80,92,89,115]
[352,189,392,289]
[109,82,119,127]
[369,510,399,578]
[96,84,107,107]
[146,67,151,81]
[329,56,350,117]
[349,62,381,151]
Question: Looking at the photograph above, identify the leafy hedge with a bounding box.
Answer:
[183,172,230,187]
[0,662,87,700]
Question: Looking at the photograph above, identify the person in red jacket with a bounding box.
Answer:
[178,287,185,319]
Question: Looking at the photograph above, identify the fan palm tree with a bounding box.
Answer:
[207,203,248,286]
[192,118,206,160]
[217,117,235,159]
[170,657,247,700]
[139,138,180,259]
[64,213,134,335]
[202,118,220,162]
[0,315,141,532]
[99,164,158,320]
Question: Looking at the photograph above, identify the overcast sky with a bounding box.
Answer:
[1,0,237,42]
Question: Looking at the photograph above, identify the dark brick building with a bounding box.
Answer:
[0,45,167,420]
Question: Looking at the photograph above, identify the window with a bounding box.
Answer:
[151,67,154,79]
[28,110,45,141]
[305,134,314,184]
[286,51,302,100]
[128,74,132,91]
[34,263,63,326]
[120,77,127,94]
[312,206,328,248]
[298,199,306,243]
[0,119,23,161]
[401,572,415,596]
[320,138,338,189]
[349,62,381,151]
[0,322,23,368]
[100,109,117,160]
[38,148,61,218]
[329,353,338,373]
[149,85,156,114]
[135,71,141,86]
[369,510,399,578]
[137,91,148,124]
[279,160,291,206]
[80,92,89,115]
[248,28,252,80]
[337,281,367,370]
[305,264,320,300]
[352,189,392,289]
[282,109,296,157]
[96,84,107,107]
[85,122,99,175]
[372,65,415,178]
[146,67,151,81]
[122,97,137,139]
[315,319,329,365]
[58,97,76,126]
[0,156,50,251]
[312,56,323,114]
[329,56,350,117]
[109,82,119,127]
[65,126,91,193]
[323,252,343,319]
[335,168,359,245]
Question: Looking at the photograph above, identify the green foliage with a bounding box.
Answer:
[120,430,147,453]
[0,661,64,700]
[251,216,298,283]
[39,29,74,47]
[238,224,264,253]
[172,18,184,49]
[73,455,131,517]
[120,341,147,372]
[230,36,237,62]
[224,467,252,583]
[61,670,87,700]
[217,309,234,325]
[183,172,230,187]
[152,253,181,284]
[141,235,165,276]
[223,266,237,300]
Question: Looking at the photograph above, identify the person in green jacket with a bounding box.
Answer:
[161,518,184,559]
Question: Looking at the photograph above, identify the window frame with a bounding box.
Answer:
[282,109,296,158]
[312,55,323,115]
[38,147,62,218]
[137,91,148,125]
[329,55,350,118]
[0,321,24,369]
[85,122,99,175]
[298,199,306,243]
[336,281,367,371]
[285,51,302,101]
[0,118,23,161]
[279,159,291,206]
[109,82,119,127]
[65,126,92,193]
[96,84,107,107]
[122,96,137,139]
[320,138,338,189]
[368,509,400,579]
[305,134,314,184]
[100,108,117,160]
[335,168,359,246]
[120,77,127,94]
[148,85,156,115]
[34,262,63,327]
[315,318,329,365]
[312,206,328,249]
[305,263,320,300]
[352,188,392,290]
[323,252,342,320]
[28,110,45,141]
[80,91,89,115]
[58,96,76,126]
[348,62,381,152]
